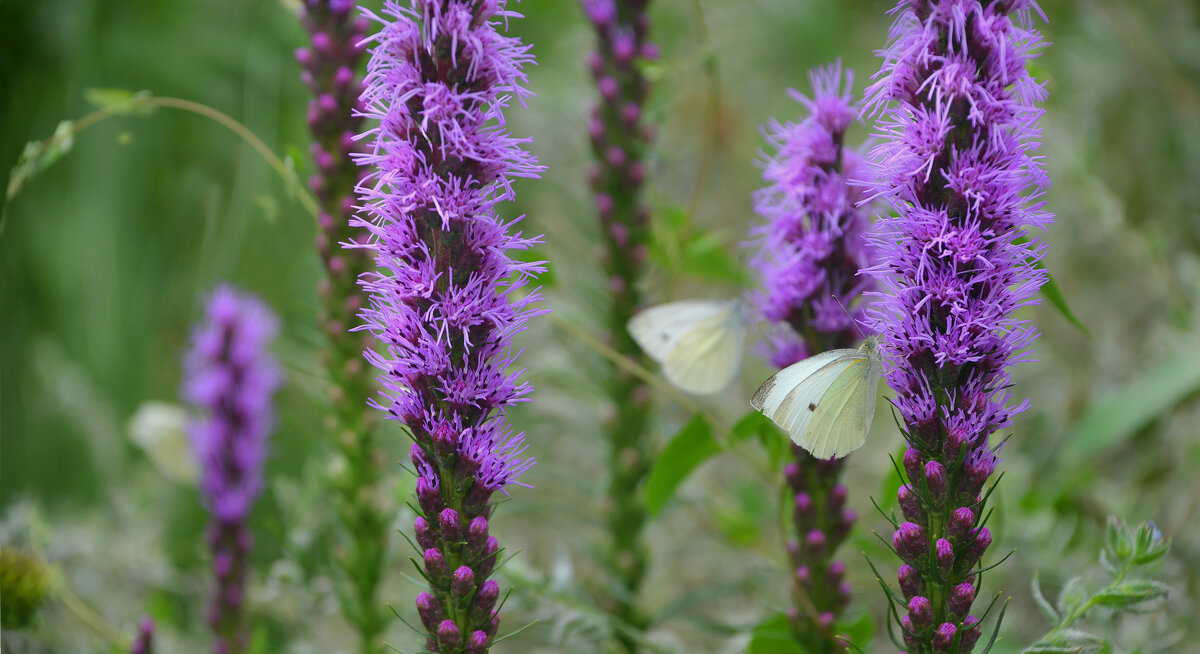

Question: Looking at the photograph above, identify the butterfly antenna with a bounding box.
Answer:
[831,294,867,340]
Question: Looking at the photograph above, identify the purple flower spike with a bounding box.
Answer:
[749,63,875,653]
[296,2,389,649]
[581,0,659,642]
[353,2,544,651]
[183,285,281,654]
[865,1,1051,651]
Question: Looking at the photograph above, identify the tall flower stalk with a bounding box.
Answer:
[352,2,543,652]
[581,0,657,645]
[750,63,871,652]
[295,3,389,651]
[183,286,282,654]
[863,2,1050,652]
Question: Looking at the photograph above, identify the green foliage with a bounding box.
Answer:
[6,120,75,202]
[1022,519,1171,654]
[642,414,718,516]
[648,206,748,286]
[1063,353,1200,457]
[0,547,54,630]
[748,613,807,654]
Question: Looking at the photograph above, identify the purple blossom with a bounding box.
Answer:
[183,285,281,654]
[352,1,544,651]
[751,62,873,370]
[864,2,1050,651]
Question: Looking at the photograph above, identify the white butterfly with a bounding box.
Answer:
[751,335,884,460]
[627,299,747,395]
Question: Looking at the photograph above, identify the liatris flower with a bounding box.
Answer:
[580,0,658,645]
[352,2,543,652]
[750,63,870,652]
[295,3,390,651]
[863,2,1051,651]
[183,285,282,654]
[131,617,155,654]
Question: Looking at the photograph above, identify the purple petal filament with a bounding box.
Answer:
[750,63,870,652]
[183,285,281,654]
[352,1,544,651]
[864,1,1051,651]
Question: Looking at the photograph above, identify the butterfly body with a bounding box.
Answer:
[751,336,883,459]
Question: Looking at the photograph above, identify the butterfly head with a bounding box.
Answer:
[859,335,882,357]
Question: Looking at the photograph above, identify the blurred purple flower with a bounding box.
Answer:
[864,1,1051,650]
[183,284,281,654]
[352,1,544,650]
[751,62,873,370]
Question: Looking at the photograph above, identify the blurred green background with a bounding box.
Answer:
[2,0,1198,652]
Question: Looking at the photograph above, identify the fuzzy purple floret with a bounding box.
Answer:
[751,63,873,369]
[184,285,281,525]
[352,1,544,651]
[183,285,281,654]
[863,2,1050,651]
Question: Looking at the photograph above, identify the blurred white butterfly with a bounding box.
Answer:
[627,299,747,395]
[751,335,884,459]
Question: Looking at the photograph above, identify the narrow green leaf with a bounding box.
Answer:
[748,613,808,654]
[1040,272,1090,336]
[1064,354,1200,457]
[1031,573,1060,623]
[643,415,719,516]
[1091,579,1170,609]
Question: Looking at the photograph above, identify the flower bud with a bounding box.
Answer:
[416,592,443,631]
[960,615,982,649]
[932,623,957,653]
[828,560,846,584]
[936,538,954,572]
[439,508,463,542]
[794,565,811,587]
[898,564,924,599]
[894,522,927,562]
[415,515,436,550]
[805,529,827,557]
[901,615,920,650]
[475,579,500,616]
[477,536,500,577]
[907,595,933,626]
[925,460,947,502]
[423,548,449,582]
[436,619,462,648]
[898,484,924,522]
[903,448,924,482]
[465,630,489,654]
[948,506,975,542]
[451,566,475,600]
[949,582,975,618]
[828,484,848,510]
[966,526,991,564]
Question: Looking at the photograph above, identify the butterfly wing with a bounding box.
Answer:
[804,357,876,459]
[751,349,856,440]
[629,300,744,394]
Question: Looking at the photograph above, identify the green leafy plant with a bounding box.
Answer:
[1022,518,1171,654]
